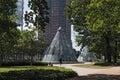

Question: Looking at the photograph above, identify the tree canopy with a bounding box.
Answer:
[0,0,49,64]
[0,0,18,32]
[25,0,49,31]
[66,0,120,63]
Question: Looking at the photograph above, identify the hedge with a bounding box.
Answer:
[1,62,48,66]
[0,69,77,80]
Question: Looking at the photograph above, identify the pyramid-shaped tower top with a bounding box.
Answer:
[42,27,77,63]
[58,27,61,31]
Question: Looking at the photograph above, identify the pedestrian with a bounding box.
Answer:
[59,58,62,66]
[48,62,53,66]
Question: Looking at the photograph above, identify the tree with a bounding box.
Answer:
[66,0,91,50]
[86,0,120,63]
[66,0,120,63]
[24,0,49,65]
[0,0,20,64]
[0,0,18,32]
[16,29,48,65]
[25,0,49,31]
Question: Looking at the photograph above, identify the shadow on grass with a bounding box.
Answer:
[73,74,120,80]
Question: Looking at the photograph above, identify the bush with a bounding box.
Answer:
[94,62,111,66]
[0,68,77,80]
[1,62,48,66]
[94,62,120,66]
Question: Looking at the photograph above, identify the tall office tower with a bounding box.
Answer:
[45,0,71,44]
[16,0,24,30]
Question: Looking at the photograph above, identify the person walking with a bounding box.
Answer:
[59,58,62,67]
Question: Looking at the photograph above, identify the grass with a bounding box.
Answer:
[0,66,73,72]
[73,63,112,69]
[0,66,77,80]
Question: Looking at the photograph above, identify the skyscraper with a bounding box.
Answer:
[16,0,24,30]
[45,0,71,44]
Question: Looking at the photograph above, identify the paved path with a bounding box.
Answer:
[53,64,120,76]
[54,64,120,80]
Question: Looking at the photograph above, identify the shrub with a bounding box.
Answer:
[94,62,111,66]
[0,68,77,80]
[94,62,120,66]
[1,62,48,66]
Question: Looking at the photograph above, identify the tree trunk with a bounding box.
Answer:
[0,54,4,66]
[113,52,117,63]
[105,36,112,63]
[113,40,118,63]
[104,53,107,62]
[30,53,33,66]
[22,52,25,61]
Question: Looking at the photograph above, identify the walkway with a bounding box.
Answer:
[54,64,106,76]
[53,64,120,80]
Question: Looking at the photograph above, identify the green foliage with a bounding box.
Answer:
[66,0,120,63]
[66,0,91,48]
[15,29,48,65]
[0,0,21,65]
[0,28,20,55]
[66,0,90,26]
[1,62,48,66]
[16,29,47,55]
[25,0,49,31]
[0,67,77,80]
[0,0,17,19]
[94,62,113,66]
[0,0,48,65]
[94,62,120,66]
[86,0,120,63]
[0,0,18,32]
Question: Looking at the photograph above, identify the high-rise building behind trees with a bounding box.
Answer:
[45,0,71,44]
[16,0,24,30]
[16,0,71,44]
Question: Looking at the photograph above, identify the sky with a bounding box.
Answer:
[24,0,29,12]
[23,0,80,51]
[71,26,81,51]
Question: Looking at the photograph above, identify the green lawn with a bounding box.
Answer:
[0,66,77,80]
[73,64,112,69]
[0,66,72,72]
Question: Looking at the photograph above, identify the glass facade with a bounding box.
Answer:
[42,27,77,63]
[16,0,24,30]
[45,0,71,44]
